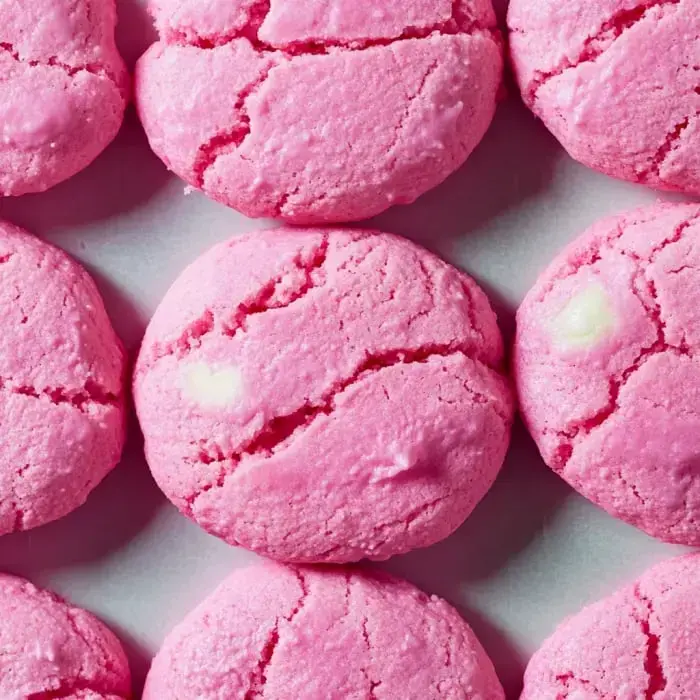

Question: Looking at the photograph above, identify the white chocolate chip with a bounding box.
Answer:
[181,363,243,408]
[551,284,616,351]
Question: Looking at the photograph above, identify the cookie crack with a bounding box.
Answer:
[146,236,330,366]
[27,685,127,699]
[65,607,121,682]
[243,624,278,700]
[554,671,609,699]
[191,13,485,188]
[645,211,700,261]
[0,41,123,93]
[524,0,682,104]
[553,303,685,472]
[12,504,23,531]
[641,109,700,183]
[668,261,696,274]
[457,278,486,345]
[7,495,25,533]
[313,493,452,561]
[442,375,511,421]
[274,182,302,219]
[163,0,270,48]
[365,493,451,547]
[186,345,500,509]
[341,574,381,698]
[147,231,491,373]
[193,59,280,186]
[385,56,442,171]
[0,378,120,414]
[244,569,309,699]
[164,0,492,55]
[27,602,125,700]
[360,616,381,699]
[549,212,700,470]
[561,274,673,444]
[404,254,438,326]
[534,207,700,317]
[632,586,668,699]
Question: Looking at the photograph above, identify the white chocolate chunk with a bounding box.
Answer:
[182,363,243,408]
[551,284,616,350]
[369,443,417,483]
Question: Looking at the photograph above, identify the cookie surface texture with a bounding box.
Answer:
[134,228,513,563]
[135,0,502,223]
[144,562,505,700]
[521,553,700,699]
[516,203,700,544]
[508,0,700,194]
[0,573,131,698]
[0,0,128,195]
[0,221,126,534]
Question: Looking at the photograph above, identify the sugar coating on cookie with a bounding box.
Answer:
[0,573,131,698]
[144,562,505,699]
[134,228,513,563]
[0,221,126,534]
[508,0,700,194]
[521,553,700,699]
[0,0,128,196]
[516,203,700,545]
[135,0,502,224]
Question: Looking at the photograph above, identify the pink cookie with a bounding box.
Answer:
[0,0,128,196]
[508,0,700,195]
[135,0,503,224]
[134,228,513,563]
[515,203,700,544]
[0,221,126,534]
[521,553,700,699]
[144,562,504,700]
[0,573,131,698]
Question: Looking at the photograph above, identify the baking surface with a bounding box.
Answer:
[0,1,694,696]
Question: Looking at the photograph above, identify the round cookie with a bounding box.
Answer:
[0,573,131,698]
[0,221,126,534]
[515,203,700,544]
[508,0,700,195]
[134,228,513,563]
[521,554,700,699]
[0,0,128,196]
[144,562,504,700]
[135,0,503,224]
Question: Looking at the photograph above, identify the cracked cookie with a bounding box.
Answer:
[508,0,700,195]
[0,221,126,535]
[134,0,503,224]
[143,562,505,700]
[133,228,514,563]
[521,553,700,699]
[0,573,131,698]
[0,0,128,196]
[515,203,700,544]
